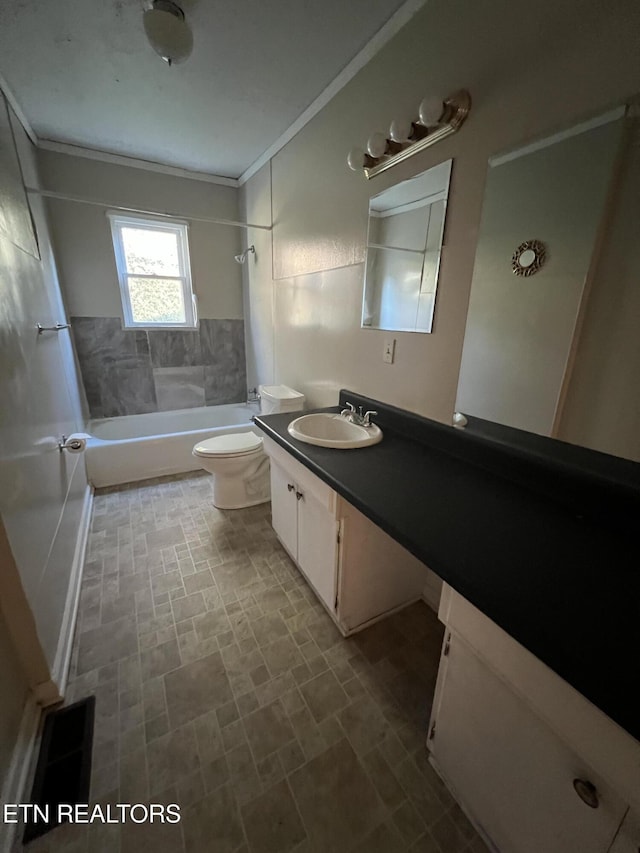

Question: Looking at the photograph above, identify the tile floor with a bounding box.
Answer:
[24,472,488,853]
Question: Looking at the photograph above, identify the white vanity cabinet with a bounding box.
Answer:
[264,436,433,633]
[429,585,640,853]
[270,454,339,611]
[607,810,640,853]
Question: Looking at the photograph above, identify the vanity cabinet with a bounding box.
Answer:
[270,456,338,611]
[264,436,433,633]
[429,585,640,853]
[430,634,626,853]
[607,810,640,853]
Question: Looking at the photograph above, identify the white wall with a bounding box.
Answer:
[37,150,244,321]
[0,95,88,682]
[557,118,640,462]
[241,0,640,420]
[241,162,276,391]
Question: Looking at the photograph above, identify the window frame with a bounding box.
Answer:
[107,211,197,330]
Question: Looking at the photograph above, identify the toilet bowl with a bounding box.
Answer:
[192,432,270,509]
[193,385,305,510]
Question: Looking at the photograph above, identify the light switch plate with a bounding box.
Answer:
[383,338,396,364]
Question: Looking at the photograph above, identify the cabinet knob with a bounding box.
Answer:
[573,778,599,809]
[287,483,295,492]
[296,491,303,501]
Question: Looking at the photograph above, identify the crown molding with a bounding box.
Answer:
[38,139,239,187]
[3,0,427,187]
[238,0,429,187]
[489,105,626,168]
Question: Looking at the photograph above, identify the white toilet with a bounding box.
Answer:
[192,385,305,509]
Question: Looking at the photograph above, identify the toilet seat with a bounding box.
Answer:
[193,432,263,459]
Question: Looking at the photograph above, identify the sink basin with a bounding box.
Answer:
[287,413,383,449]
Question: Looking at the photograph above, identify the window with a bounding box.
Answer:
[108,213,197,328]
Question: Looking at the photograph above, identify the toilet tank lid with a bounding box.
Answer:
[259,384,305,402]
[194,432,263,457]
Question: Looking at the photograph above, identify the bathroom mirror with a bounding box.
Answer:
[361,159,452,333]
[456,106,640,463]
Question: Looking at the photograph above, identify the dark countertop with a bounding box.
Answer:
[254,390,640,743]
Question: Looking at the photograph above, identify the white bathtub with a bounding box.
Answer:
[85,403,261,488]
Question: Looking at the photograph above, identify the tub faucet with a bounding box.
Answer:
[247,387,260,403]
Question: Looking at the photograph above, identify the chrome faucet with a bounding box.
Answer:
[340,402,356,420]
[340,402,378,428]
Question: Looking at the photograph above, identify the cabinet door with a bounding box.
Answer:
[270,459,298,560]
[430,636,626,853]
[296,486,338,611]
[608,809,640,853]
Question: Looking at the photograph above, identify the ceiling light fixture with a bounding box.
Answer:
[143,0,193,66]
[348,89,471,179]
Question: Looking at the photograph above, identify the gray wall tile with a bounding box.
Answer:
[72,317,151,418]
[72,316,137,365]
[100,360,157,417]
[148,330,202,367]
[72,317,247,417]
[204,365,246,406]
[154,367,205,411]
[136,332,150,356]
[200,319,244,366]
[201,320,247,405]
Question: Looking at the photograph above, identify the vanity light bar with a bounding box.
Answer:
[348,89,471,180]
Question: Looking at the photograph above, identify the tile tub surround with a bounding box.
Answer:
[29,472,488,853]
[71,318,247,418]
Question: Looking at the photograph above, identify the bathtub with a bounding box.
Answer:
[85,403,261,488]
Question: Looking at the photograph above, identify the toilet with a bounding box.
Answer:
[192,385,305,509]
[258,384,305,416]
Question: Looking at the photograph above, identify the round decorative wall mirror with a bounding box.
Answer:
[512,239,546,276]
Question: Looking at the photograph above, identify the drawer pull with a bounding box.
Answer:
[573,778,599,809]
[296,491,304,501]
[287,483,295,492]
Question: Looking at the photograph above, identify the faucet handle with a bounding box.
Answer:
[344,402,355,412]
[341,402,356,417]
[363,410,378,427]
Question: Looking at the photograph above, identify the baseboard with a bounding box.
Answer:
[0,481,92,852]
[0,693,41,853]
[341,595,424,637]
[51,483,93,696]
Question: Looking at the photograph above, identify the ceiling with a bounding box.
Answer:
[0,0,412,179]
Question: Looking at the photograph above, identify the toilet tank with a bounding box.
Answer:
[259,385,305,415]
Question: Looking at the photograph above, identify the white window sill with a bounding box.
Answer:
[122,324,200,332]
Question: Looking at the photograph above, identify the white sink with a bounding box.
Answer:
[287,413,383,449]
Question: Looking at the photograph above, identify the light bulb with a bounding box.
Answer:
[347,147,366,171]
[418,96,444,127]
[389,118,412,143]
[366,132,389,159]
